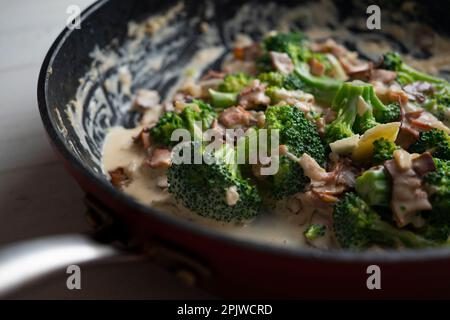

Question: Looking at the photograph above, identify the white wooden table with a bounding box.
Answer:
[0,0,209,299]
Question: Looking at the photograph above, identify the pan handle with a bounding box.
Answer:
[0,233,130,297]
[0,195,212,297]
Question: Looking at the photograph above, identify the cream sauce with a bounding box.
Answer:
[101,126,324,248]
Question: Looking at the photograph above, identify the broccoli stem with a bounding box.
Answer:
[398,64,446,85]
[293,64,343,105]
[209,89,237,109]
[367,85,400,123]
[371,219,434,248]
[382,52,448,85]
[324,82,365,144]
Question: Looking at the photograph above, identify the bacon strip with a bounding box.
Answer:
[384,155,432,227]
[147,148,172,169]
[270,51,294,75]
[109,167,132,189]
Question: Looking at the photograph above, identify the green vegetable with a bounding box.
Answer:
[149,112,185,146]
[262,32,310,62]
[168,142,262,221]
[409,129,450,160]
[382,52,450,124]
[372,138,399,164]
[218,72,253,93]
[420,158,450,242]
[150,100,216,146]
[366,84,401,124]
[292,64,343,105]
[304,224,326,241]
[355,166,391,207]
[381,52,448,85]
[258,72,285,87]
[351,83,380,134]
[333,193,434,250]
[209,89,237,108]
[324,82,362,144]
[422,84,450,124]
[264,105,326,199]
[324,81,401,144]
[258,32,343,104]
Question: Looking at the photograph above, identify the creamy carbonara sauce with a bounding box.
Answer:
[101,126,328,248]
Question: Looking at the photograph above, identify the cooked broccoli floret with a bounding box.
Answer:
[282,73,306,90]
[372,138,399,164]
[258,32,343,104]
[150,100,216,146]
[422,85,450,124]
[168,142,262,221]
[365,84,401,123]
[409,129,450,160]
[352,83,380,134]
[218,72,253,93]
[262,32,310,62]
[149,112,185,146]
[304,224,326,241]
[333,193,433,250]
[381,52,448,85]
[418,158,450,243]
[324,82,362,144]
[355,166,391,207]
[325,82,400,144]
[264,105,325,199]
[258,72,285,87]
[258,71,331,101]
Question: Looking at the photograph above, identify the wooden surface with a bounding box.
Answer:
[0,0,209,299]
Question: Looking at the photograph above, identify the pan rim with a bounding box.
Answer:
[37,0,450,263]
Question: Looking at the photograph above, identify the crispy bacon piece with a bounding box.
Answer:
[147,148,172,169]
[298,154,335,182]
[223,42,261,75]
[412,152,436,178]
[218,106,256,128]
[311,39,372,79]
[109,167,132,189]
[397,123,420,149]
[297,154,359,202]
[311,39,348,57]
[403,81,434,103]
[237,80,270,109]
[270,51,294,75]
[369,69,398,84]
[384,155,432,227]
[234,43,263,61]
[201,70,225,81]
[132,127,151,150]
[309,57,326,77]
[389,88,409,106]
[340,58,373,80]
[410,110,450,133]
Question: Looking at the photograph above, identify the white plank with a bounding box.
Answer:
[0,0,93,71]
[0,162,88,246]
